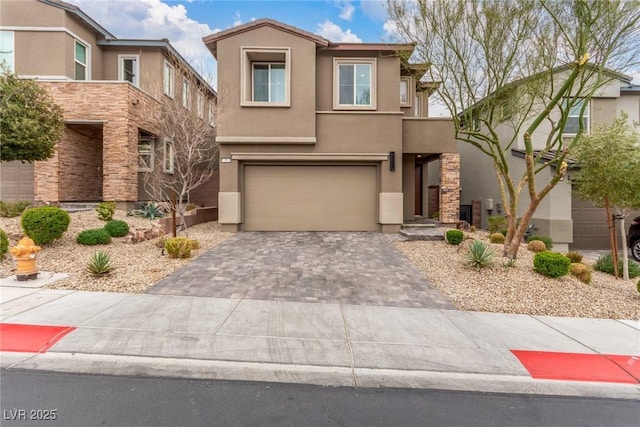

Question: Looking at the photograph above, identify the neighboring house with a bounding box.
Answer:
[203,19,457,233]
[458,69,640,251]
[0,0,217,208]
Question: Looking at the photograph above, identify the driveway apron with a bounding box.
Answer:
[147,232,453,309]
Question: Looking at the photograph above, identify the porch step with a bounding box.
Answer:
[59,202,99,213]
[399,226,444,241]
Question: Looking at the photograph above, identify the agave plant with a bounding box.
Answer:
[135,202,165,220]
[465,240,495,269]
[87,251,113,276]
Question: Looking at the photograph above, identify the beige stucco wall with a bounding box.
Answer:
[402,118,456,153]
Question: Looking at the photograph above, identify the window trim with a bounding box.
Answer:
[562,98,590,136]
[196,91,204,118]
[163,60,174,98]
[209,101,216,127]
[333,58,377,110]
[118,54,139,87]
[414,92,423,117]
[400,76,412,107]
[74,39,89,80]
[182,79,191,110]
[163,138,174,174]
[138,136,154,172]
[0,30,15,73]
[240,46,291,107]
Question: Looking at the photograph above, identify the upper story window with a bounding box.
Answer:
[209,101,216,127]
[163,61,174,98]
[74,40,88,80]
[118,55,139,87]
[0,31,15,73]
[240,46,291,107]
[182,79,191,109]
[163,138,174,174]
[414,92,423,117]
[400,77,411,107]
[333,58,377,110]
[563,98,589,135]
[138,136,154,172]
[197,91,204,118]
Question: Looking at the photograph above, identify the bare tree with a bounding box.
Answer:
[387,0,640,258]
[142,61,219,237]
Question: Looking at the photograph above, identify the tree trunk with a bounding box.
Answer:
[618,214,629,281]
[605,199,619,279]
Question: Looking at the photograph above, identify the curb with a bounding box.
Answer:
[3,351,639,400]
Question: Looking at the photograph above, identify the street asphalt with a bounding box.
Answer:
[0,232,638,400]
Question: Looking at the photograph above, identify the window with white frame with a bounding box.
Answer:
[138,136,154,172]
[182,79,190,109]
[74,40,88,80]
[334,58,376,109]
[118,55,139,87]
[414,92,423,117]
[209,101,216,127]
[163,61,174,97]
[197,92,204,118]
[163,138,174,173]
[0,31,15,72]
[400,77,411,107]
[563,98,589,135]
[240,47,291,106]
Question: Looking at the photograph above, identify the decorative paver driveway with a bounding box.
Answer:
[147,232,453,309]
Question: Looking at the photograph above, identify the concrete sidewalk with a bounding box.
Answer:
[1,284,639,399]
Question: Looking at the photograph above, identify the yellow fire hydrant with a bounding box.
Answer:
[10,236,42,281]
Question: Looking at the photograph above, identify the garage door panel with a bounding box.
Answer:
[244,165,377,231]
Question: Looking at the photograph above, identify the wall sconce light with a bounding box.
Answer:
[389,151,395,171]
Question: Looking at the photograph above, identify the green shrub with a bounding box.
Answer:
[77,228,112,245]
[164,237,191,258]
[21,206,70,245]
[594,253,640,278]
[469,225,477,233]
[533,251,571,278]
[0,228,8,259]
[96,201,116,221]
[104,220,129,237]
[565,251,583,263]
[445,229,464,245]
[87,251,113,276]
[465,240,495,269]
[527,235,553,250]
[188,239,200,250]
[527,240,547,253]
[487,216,506,234]
[637,279,640,293]
[0,200,31,218]
[570,262,592,284]
[489,232,505,244]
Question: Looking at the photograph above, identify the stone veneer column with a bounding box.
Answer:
[439,152,460,224]
[34,150,60,203]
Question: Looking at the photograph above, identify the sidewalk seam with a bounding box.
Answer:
[339,303,359,388]
[211,298,243,335]
[531,316,601,354]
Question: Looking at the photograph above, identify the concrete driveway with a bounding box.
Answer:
[147,232,453,309]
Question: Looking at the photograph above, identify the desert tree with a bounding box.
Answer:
[572,113,640,280]
[141,59,219,237]
[386,0,640,258]
[0,67,64,162]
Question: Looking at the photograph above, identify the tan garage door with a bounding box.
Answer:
[244,165,377,231]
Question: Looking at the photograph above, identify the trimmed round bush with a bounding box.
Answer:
[565,251,583,263]
[527,240,547,253]
[445,229,464,245]
[489,232,505,244]
[594,253,640,278]
[21,206,70,245]
[104,220,129,237]
[77,228,112,245]
[526,234,553,250]
[570,262,592,284]
[533,251,571,278]
[0,228,8,259]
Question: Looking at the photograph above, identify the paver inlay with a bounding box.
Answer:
[147,232,453,309]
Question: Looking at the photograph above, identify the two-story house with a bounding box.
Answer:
[457,67,640,251]
[0,0,217,208]
[203,19,457,233]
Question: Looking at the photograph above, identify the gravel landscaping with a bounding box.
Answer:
[2,212,638,319]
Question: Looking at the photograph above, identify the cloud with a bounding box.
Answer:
[360,0,388,21]
[333,1,355,20]
[66,0,220,83]
[233,12,243,27]
[382,19,402,40]
[316,20,362,42]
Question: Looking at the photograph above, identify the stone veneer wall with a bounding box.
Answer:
[35,82,161,203]
[58,125,102,201]
[439,152,460,224]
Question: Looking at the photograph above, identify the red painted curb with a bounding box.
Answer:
[0,323,76,353]
[511,350,639,384]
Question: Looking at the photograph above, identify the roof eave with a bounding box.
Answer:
[38,0,115,39]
